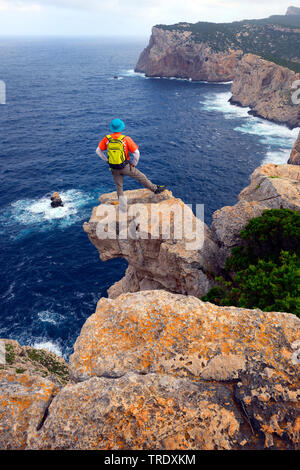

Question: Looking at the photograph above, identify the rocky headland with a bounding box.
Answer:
[1,162,299,450]
[135,26,242,82]
[135,11,300,128]
[230,54,300,129]
[1,8,300,452]
[83,163,300,295]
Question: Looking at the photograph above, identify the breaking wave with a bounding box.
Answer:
[201,91,299,164]
[123,69,233,84]
[32,340,63,357]
[0,189,94,238]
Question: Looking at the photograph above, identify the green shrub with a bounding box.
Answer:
[156,14,300,66]
[202,209,300,316]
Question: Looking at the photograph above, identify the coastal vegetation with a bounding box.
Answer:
[202,209,300,316]
[157,14,300,72]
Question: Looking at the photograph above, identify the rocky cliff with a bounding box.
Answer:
[1,163,300,450]
[1,292,299,450]
[230,54,300,128]
[83,163,300,295]
[135,26,242,82]
[83,189,219,299]
[136,23,300,127]
[288,130,300,164]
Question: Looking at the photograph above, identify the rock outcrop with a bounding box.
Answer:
[30,372,247,450]
[0,340,68,449]
[211,163,300,266]
[0,339,69,386]
[83,164,300,291]
[0,370,59,449]
[29,290,300,450]
[230,54,300,128]
[288,130,300,164]
[83,189,219,299]
[135,26,242,81]
[50,192,63,208]
[1,162,300,450]
[136,26,300,127]
[1,292,299,450]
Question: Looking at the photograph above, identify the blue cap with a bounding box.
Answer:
[109,118,125,133]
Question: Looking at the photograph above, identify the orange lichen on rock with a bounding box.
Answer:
[29,373,244,450]
[0,370,59,449]
[64,290,300,450]
[69,291,299,383]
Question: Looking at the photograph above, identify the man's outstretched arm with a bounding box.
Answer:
[96,146,108,162]
[131,149,140,166]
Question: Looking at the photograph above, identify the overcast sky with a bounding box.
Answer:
[0,0,297,37]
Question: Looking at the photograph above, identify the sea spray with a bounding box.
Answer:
[201,91,299,164]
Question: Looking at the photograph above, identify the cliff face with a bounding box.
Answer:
[0,340,68,449]
[83,189,219,299]
[1,164,300,450]
[230,53,300,128]
[136,26,300,127]
[212,163,300,266]
[83,164,300,293]
[288,130,300,164]
[2,292,299,450]
[135,27,242,81]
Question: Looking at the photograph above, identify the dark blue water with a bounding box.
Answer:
[0,37,297,358]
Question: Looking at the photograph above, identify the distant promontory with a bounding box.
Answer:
[135,8,300,128]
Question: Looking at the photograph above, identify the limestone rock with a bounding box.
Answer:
[0,369,59,449]
[84,164,300,293]
[1,289,299,450]
[211,164,300,266]
[238,164,300,209]
[0,340,68,449]
[50,191,63,208]
[135,26,242,82]
[230,54,300,128]
[69,290,299,381]
[67,290,299,449]
[30,372,247,450]
[0,339,69,386]
[83,188,219,298]
[288,131,300,164]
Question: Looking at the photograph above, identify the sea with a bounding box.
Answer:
[0,37,298,358]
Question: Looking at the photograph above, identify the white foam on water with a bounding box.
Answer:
[263,149,292,165]
[108,76,124,80]
[201,91,252,118]
[234,119,299,147]
[6,189,94,231]
[122,69,146,78]
[201,80,233,85]
[37,310,65,325]
[201,91,299,164]
[123,69,233,85]
[32,341,63,357]
[234,119,299,164]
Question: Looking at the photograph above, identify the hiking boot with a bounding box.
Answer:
[154,185,167,194]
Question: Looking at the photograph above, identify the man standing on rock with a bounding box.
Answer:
[96,118,166,199]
